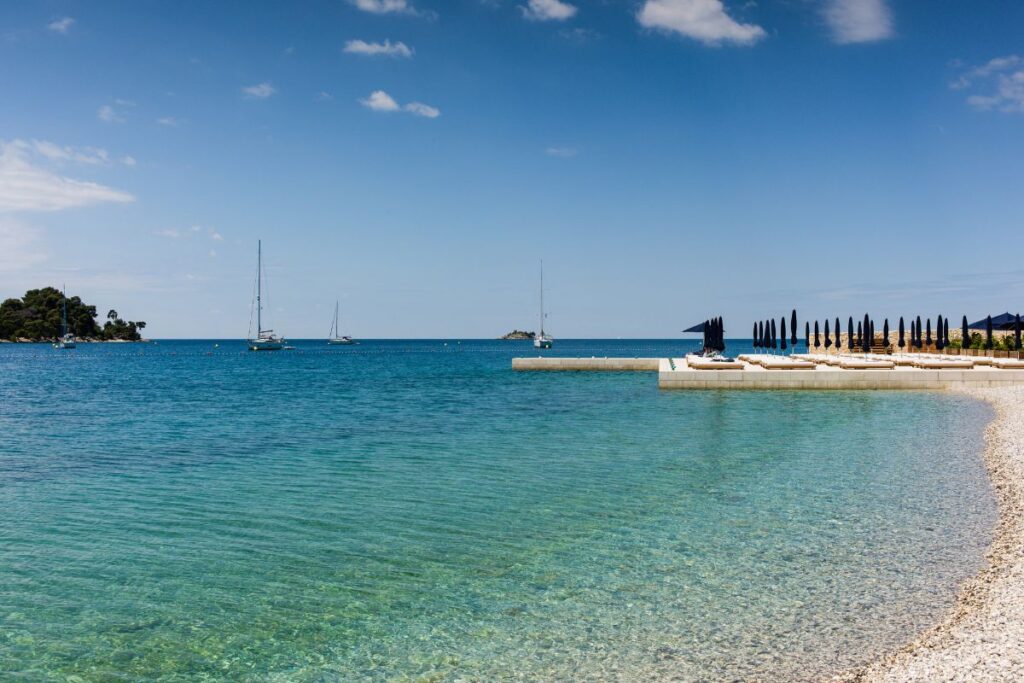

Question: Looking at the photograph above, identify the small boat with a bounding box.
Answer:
[53,285,76,349]
[327,300,354,345]
[534,260,553,349]
[248,240,284,351]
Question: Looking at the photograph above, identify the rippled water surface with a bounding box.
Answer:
[0,340,997,681]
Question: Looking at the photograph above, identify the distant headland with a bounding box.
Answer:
[499,330,535,340]
[0,287,147,343]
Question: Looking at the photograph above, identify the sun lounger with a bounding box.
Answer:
[993,359,1024,369]
[837,359,895,369]
[754,359,818,369]
[911,359,974,369]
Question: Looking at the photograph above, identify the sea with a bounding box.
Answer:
[0,339,997,681]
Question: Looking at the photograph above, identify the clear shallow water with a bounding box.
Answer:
[0,339,996,681]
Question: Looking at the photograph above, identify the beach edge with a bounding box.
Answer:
[834,386,1024,682]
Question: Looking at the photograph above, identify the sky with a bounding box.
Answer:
[0,0,1022,339]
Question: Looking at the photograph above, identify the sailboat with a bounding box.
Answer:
[248,240,284,351]
[53,285,76,349]
[534,260,553,349]
[327,300,354,345]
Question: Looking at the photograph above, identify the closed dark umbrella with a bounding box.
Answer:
[925,318,932,348]
[770,318,777,350]
[856,321,862,349]
[863,320,871,353]
[753,322,759,349]
[805,321,810,349]
[962,315,969,349]
[883,319,890,347]
[813,320,820,349]
[824,319,831,349]
[759,320,765,347]
[780,317,788,350]
[847,317,854,351]
[986,314,994,350]
[936,315,944,351]
[1016,313,1022,351]
[915,316,923,349]
[790,310,798,348]
[763,321,771,350]
[898,317,905,349]
[835,318,841,351]
[944,318,950,348]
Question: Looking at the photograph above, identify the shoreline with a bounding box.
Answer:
[835,385,1024,682]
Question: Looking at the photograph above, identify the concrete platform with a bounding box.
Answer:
[512,357,660,371]
[511,356,1024,389]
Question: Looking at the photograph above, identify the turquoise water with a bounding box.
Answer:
[0,340,996,681]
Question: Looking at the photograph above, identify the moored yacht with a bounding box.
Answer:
[53,285,76,349]
[248,240,284,351]
[534,260,553,349]
[327,300,354,345]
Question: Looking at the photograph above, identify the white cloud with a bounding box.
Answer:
[521,0,577,22]
[545,146,578,157]
[344,39,414,58]
[210,231,224,241]
[360,91,440,118]
[47,17,74,34]
[241,82,276,99]
[23,140,135,168]
[950,55,1020,90]
[0,140,134,212]
[156,116,180,126]
[350,0,417,15]
[637,0,765,46]
[0,219,47,270]
[823,0,893,44]
[404,101,440,118]
[97,104,125,123]
[952,56,1024,113]
[360,90,401,112]
[315,91,333,101]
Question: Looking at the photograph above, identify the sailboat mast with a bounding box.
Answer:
[539,260,544,336]
[61,284,67,336]
[257,240,262,334]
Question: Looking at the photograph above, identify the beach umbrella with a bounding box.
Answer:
[780,317,788,350]
[720,317,727,352]
[847,317,854,351]
[824,319,831,348]
[763,321,771,350]
[856,321,862,351]
[883,319,890,347]
[813,320,821,348]
[986,314,993,350]
[944,318,951,348]
[915,316,922,348]
[835,318,841,350]
[1015,313,1022,351]
[936,315,945,351]
[962,315,969,348]
[864,321,872,353]
[753,322,759,349]
[925,318,932,347]
[898,317,905,349]
[759,320,765,346]
[805,321,810,349]
[790,310,798,348]
[770,318,777,350]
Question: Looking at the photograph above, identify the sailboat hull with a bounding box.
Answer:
[248,339,283,351]
[328,338,354,345]
[534,338,553,349]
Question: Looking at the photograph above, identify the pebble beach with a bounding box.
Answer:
[838,385,1024,682]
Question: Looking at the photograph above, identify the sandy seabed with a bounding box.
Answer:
[836,385,1024,682]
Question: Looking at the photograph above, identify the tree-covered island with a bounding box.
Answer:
[499,330,536,340]
[0,287,147,342]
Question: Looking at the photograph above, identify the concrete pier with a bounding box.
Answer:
[512,357,660,371]
[512,356,1024,389]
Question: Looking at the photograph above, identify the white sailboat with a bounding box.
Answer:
[327,300,354,345]
[534,260,553,349]
[248,240,284,351]
[53,285,76,349]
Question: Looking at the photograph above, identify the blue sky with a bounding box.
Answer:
[1,0,1022,338]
